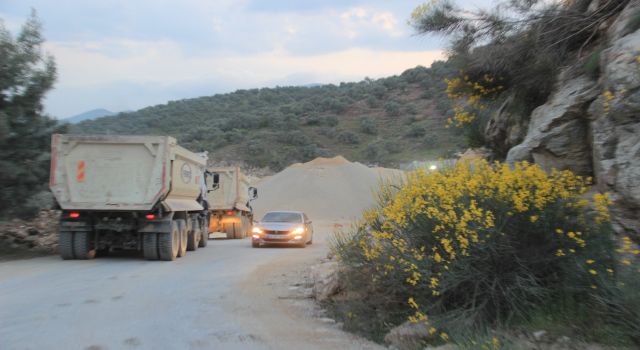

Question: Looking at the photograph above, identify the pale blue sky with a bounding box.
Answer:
[0,0,492,118]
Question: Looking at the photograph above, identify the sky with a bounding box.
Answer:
[0,0,491,119]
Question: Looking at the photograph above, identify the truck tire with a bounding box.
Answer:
[59,231,75,260]
[176,219,187,258]
[224,222,236,239]
[143,233,159,260]
[73,231,96,259]
[198,217,208,248]
[187,217,199,251]
[233,215,246,239]
[158,222,179,261]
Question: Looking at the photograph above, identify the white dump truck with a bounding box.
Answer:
[207,167,257,239]
[49,134,217,261]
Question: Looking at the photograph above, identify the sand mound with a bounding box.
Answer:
[252,156,403,221]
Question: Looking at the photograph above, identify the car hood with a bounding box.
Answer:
[257,222,303,231]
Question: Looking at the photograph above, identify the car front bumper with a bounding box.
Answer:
[252,234,304,245]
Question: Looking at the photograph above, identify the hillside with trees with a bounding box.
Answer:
[72,62,463,170]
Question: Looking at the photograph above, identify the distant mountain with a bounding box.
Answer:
[64,108,116,124]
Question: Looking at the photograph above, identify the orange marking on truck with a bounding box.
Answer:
[77,160,85,182]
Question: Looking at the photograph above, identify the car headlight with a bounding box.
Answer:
[252,227,263,234]
[292,227,304,234]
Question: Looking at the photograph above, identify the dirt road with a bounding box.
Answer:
[0,222,382,350]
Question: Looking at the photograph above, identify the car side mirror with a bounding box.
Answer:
[249,186,258,200]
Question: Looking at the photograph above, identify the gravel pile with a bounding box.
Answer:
[252,156,403,221]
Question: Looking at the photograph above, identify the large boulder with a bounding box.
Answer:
[506,75,599,176]
[589,11,640,239]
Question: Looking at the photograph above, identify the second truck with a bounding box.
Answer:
[207,167,257,239]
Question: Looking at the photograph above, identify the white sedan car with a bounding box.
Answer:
[251,211,313,248]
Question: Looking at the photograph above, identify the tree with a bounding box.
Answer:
[0,11,65,217]
[410,0,630,111]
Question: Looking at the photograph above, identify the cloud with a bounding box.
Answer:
[45,37,443,117]
[339,7,403,39]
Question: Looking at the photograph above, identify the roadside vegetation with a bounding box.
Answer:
[330,160,640,348]
[0,12,67,219]
[410,0,632,155]
[72,63,465,170]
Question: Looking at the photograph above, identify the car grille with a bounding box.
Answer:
[263,230,291,235]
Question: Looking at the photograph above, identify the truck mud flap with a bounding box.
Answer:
[59,221,92,232]
[138,220,173,234]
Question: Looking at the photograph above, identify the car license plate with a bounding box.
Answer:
[266,234,288,239]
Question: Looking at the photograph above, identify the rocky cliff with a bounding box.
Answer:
[499,1,640,240]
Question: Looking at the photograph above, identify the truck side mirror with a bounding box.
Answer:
[208,173,220,192]
[249,187,258,200]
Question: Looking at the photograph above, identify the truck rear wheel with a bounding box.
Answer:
[198,216,208,248]
[143,233,159,260]
[73,231,96,259]
[224,222,236,239]
[176,219,187,258]
[59,231,75,260]
[158,222,179,261]
[231,215,246,239]
[187,217,199,251]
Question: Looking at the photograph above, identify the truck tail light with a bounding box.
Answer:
[145,214,156,220]
[69,212,80,218]
[226,211,233,216]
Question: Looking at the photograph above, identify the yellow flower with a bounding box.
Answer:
[556,249,565,257]
[408,297,419,309]
[529,215,538,223]
[586,259,595,264]
[440,332,449,341]
[589,269,598,275]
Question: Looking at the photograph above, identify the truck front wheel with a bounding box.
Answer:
[198,217,208,248]
[158,222,179,261]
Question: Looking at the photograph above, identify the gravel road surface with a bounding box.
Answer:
[0,223,383,350]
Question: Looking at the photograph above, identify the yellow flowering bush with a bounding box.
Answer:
[330,160,639,345]
[443,73,503,147]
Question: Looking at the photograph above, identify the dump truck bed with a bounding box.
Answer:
[49,134,206,212]
[206,167,251,212]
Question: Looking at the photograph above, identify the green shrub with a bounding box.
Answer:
[363,142,387,162]
[406,124,426,138]
[360,117,378,135]
[323,115,339,127]
[584,49,602,79]
[331,160,638,345]
[384,100,401,116]
[337,131,360,145]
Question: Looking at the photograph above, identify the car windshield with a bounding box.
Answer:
[261,212,302,223]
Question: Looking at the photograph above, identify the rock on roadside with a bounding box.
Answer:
[0,210,60,259]
[311,260,341,302]
[383,320,437,349]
